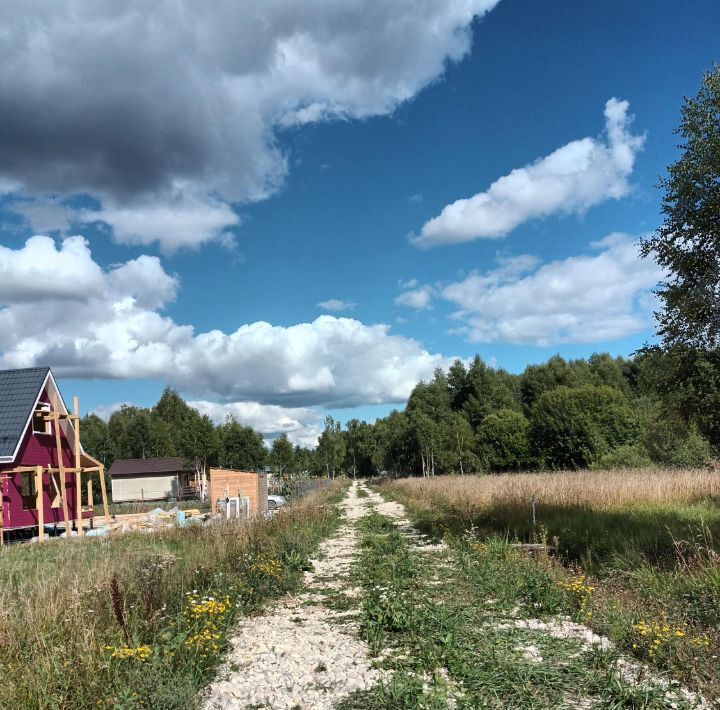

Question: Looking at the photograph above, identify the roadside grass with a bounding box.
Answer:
[0,481,347,710]
[379,473,720,704]
[340,510,695,709]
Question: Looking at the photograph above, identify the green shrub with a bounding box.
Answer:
[591,444,653,470]
[476,409,533,471]
[530,385,640,469]
[642,417,712,468]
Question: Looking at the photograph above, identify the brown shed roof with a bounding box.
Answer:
[108,457,191,477]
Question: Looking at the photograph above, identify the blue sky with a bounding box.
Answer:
[0,0,718,445]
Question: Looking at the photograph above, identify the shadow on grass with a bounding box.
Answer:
[411,499,720,570]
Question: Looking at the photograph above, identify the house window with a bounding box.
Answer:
[21,472,37,510]
[32,404,51,435]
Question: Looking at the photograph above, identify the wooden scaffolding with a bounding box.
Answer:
[0,396,109,543]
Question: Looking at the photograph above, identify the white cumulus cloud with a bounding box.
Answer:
[0,236,452,410]
[413,99,646,247]
[394,284,436,310]
[440,234,663,345]
[0,235,105,303]
[82,189,241,254]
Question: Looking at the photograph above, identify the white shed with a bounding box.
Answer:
[109,457,195,502]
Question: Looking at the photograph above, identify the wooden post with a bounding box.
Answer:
[87,479,93,510]
[35,466,44,542]
[98,464,109,521]
[53,412,72,536]
[75,469,84,537]
[73,397,83,537]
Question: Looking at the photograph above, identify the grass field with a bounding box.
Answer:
[0,481,347,710]
[379,470,720,702]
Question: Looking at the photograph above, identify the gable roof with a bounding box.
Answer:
[108,457,190,477]
[0,367,51,460]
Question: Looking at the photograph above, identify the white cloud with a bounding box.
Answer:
[0,236,452,408]
[0,235,105,302]
[394,284,435,310]
[0,1,500,250]
[441,233,663,345]
[317,299,357,312]
[8,196,78,233]
[82,189,241,254]
[106,255,179,310]
[90,402,129,422]
[413,99,646,247]
[190,401,323,448]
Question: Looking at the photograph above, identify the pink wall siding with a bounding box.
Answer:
[1,391,92,531]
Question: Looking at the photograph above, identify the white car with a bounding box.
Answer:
[267,494,287,511]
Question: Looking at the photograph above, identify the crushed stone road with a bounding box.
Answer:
[202,481,382,710]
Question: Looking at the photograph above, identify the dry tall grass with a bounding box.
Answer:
[388,468,720,511]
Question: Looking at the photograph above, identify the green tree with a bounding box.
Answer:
[635,346,720,448]
[80,413,116,467]
[530,385,640,469]
[374,410,412,476]
[316,416,346,478]
[218,416,266,470]
[440,412,479,474]
[476,409,532,472]
[520,355,592,409]
[462,356,518,428]
[587,353,630,394]
[447,359,472,411]
[179,410,219,476]
[269,433,295,474]
[108,406,155,459]
[147,415,176,458]
[408,410,440,476]
[293,445,315,474]
[152,387,199,455]
[640,65,720,348]
[344,419,378,477]
[642,416,712,468]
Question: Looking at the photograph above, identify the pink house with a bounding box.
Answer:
[0,367,109,540]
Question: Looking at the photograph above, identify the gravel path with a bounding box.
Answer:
[201,481,706,709]
[201,481,384,710]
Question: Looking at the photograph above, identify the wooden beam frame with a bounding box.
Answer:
[53,411,72,536]
[4,465,100,475]
[73,397,83,537]
[35,466,44,542]
[98,464,109,520]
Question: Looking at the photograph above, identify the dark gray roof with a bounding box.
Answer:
[108,457,190,477]
[0,367,50,459]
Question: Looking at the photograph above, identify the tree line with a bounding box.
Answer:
[80,389,315,475]
[80,348,719,479]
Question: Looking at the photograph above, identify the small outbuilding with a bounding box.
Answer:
[109,457,202,503]
[209,468,268,517]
